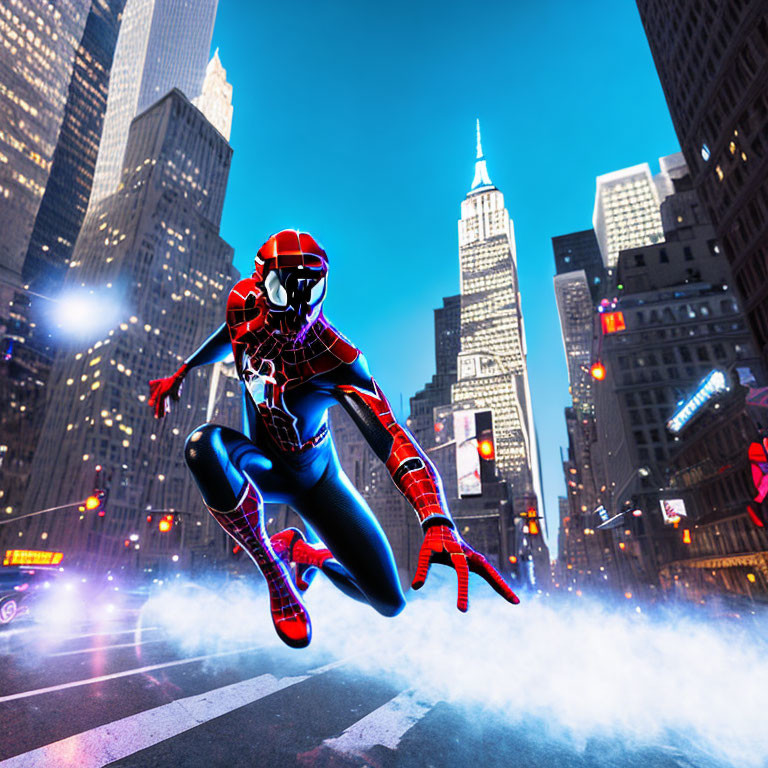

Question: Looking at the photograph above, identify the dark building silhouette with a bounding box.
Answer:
[552,229,605,302]
[409,294,460,448]
[637,1,768,364]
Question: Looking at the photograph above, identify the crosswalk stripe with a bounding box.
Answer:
[0,644,263,704]
[322,688,439,755]
[0,657,350,768]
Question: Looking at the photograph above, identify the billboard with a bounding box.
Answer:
[454,410,482,497]
[453,409,495,497]
[659,498,687,524]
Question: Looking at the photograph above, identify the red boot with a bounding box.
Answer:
[208,486,311,648]
[271,528,332,591]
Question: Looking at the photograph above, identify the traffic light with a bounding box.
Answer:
[158,514,173,533]
[84,489,107,516]
[477,437,495,460]
[590,361,606,381]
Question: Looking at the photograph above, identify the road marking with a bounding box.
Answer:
[322,689,439,755]
[47,637,167,658]
[0,658,350,768]
[0,644,263,704]
[58,625,160,642]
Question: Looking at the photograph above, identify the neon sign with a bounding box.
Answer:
[3,550,63,566]
[666,370,728,434]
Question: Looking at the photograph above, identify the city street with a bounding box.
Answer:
[0,576,763,768]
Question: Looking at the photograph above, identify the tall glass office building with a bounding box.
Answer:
[88,0,218,205]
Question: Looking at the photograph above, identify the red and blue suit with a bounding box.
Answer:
[149,230,518,648]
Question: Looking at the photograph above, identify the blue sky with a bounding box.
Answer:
[211,0,680,551]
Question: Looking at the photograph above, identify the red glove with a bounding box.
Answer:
[412,524,520,611]
[148,363,189,419]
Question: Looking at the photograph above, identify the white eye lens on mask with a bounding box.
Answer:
[265,270,287,307]
[309,276,326,305]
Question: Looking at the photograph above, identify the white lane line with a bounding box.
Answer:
[47,638,167,658]
[58,625,161,642]
[0,645,264,704]
[0,658,351,768]
[322,689,439,755]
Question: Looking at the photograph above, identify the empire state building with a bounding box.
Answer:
[452,122,541,510]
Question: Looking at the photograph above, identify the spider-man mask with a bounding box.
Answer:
[255,230,328,337]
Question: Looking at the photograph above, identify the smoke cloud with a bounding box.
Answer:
[142,570,768,767]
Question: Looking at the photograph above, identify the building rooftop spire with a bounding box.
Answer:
[471,118,493,191]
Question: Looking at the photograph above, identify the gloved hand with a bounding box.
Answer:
[412,523,520,611]
[148,363,189,419]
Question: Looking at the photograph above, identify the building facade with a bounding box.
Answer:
[592,163,664,271]
[664,380,768,604]
[636,1,768,371]
[12,90,237,573]
[88,0,218,206]
[0,0,125,522]
[592,170,755,593]
[408,294,460,449]
[22,0,126,297]
[0,0,90,298]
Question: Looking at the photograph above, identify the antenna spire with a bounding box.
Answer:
[470,119,493,191]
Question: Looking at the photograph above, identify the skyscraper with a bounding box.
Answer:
[0,0,125,521]
[552,229,604,302]
[592,163,664,270]
[552,232,609,589]
[193,49,233,142]
[452,122,541,511]
[22,0,126,296]
[17,90,236,572]
[88,0,218,206]
[408,294,460,448]
[0,0,90,300]
[553,270,596,418]
[636,1,768,365]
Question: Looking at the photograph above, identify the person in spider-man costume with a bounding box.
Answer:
[148,229,519,648]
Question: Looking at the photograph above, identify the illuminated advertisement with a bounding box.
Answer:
[594,505,609,523]
[454,410,482,497]
[453,409,495,497]
[3,550,64,567]
[666,369,728,434]
[600,311,626,334]
[659,498,687,524]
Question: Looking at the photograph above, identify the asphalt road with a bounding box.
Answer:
[0,607,745,768]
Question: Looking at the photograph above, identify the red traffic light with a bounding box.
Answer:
[158,514,173,533]
[529,519,540,536]
[477,439,495,460]
[590,361,607,381]
[85,493,102,511]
